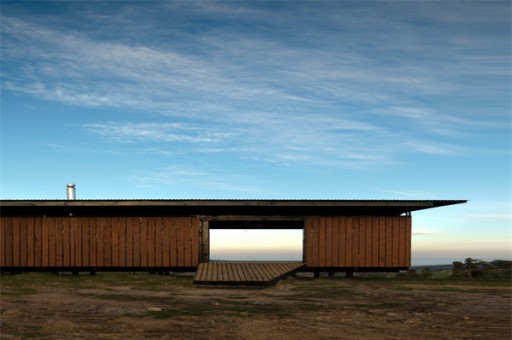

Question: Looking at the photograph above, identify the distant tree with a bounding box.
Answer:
[464,258,474,271]
[463,257,478,277]
[490,260,512,270]
[452,258,512,279]
[452,261,467,277]
[489,260,512,279]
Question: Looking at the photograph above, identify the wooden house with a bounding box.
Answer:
[0,199,465,277]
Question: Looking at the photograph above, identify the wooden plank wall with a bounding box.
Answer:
[0,216,200,269]
[305,216,411,268]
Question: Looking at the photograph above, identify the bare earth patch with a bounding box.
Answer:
[1,273,510,339]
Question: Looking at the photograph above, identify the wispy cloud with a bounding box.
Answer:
[82,116,400,170]
[83,122,223,144]
[413,230,444,236]
[2,5,508,114]
[1,2,509,171]
[377,189,437,199]
[128,165,264,194]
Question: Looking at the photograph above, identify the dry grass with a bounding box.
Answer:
[1,272,511,339]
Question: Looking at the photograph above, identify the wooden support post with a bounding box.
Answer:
[345,270,354,278]
[314,271,320,278]
[200,220,209,263]
[328,271,335,278]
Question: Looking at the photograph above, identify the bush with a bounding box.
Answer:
[421,267,432,278]
[396,268,432,280]
[451,258,512,279]
[451,261,468,277]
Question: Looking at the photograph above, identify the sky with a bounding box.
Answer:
[1,1,510,265]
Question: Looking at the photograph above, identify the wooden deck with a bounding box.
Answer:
[194,261,305,286]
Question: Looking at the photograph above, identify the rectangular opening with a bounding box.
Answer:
[209,220,303,261]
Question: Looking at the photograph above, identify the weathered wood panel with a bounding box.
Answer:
[378,217,386,266]
[191,219,199,266]
[184,218,192,267]
[331,218,339,266]
[304,216,411,268]
[405,216,412,267]
[14,217,19,266]
[365,218,372,267]
[385,218,393,266]
[155,217,163,267]
[42,217,49,267]
[168,217,176,266]
[345,217,353,266]
[111,217,119,267]
[27,217,35,267]
[97,217,105,267]
[147,217,156,267]
[20,217,27,267]
[306,221,313,267]
[69,217,75,267]
[90,218,98,267]
[133,217,140,267]
[2,217,12,267]
[398,217,406,266]
[125,217,132,267]
[176,218,184,266]
[0,218,4,268]
[34,217,42,267]
[103,217,111,267]
[392,218,399,267]
[162,217,170,267]
[140,217,148,267]
[371,217,379,267]
[0,216,201,270]
[55,217,63,267]
[338,217,346,267]
[357,217,366,267]
[117,217,125,267]
[63,217,70,267]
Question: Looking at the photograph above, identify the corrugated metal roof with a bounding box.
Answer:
[0,199,467,207]
[0,199,466,217]
[0,198,467,202]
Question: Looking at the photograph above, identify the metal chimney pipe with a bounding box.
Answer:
[67,183,76,200]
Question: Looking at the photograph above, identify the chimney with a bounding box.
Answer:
[67,183,76,200]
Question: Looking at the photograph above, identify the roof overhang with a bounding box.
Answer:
[0,199,467,217]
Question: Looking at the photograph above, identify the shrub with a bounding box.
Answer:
[421,267,432,278]
[451,258,512,279]
[451,261,468,277]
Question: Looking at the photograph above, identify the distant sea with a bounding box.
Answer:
[209,250,510,267]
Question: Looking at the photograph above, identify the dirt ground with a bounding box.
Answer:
[1,272,510,339]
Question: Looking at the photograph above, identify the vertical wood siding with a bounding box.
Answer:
[305,216,411,268]
[0,216,200,269]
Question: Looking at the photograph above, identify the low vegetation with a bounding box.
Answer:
[451,258,511,279]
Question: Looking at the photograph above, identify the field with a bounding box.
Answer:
[1,272,510,339]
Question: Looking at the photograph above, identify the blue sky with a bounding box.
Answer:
[1,1,510,265]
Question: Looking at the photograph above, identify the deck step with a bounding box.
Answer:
[194,261,304,286]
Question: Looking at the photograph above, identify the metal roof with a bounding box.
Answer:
[0,199,466,217]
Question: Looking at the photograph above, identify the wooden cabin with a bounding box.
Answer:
[0,199,465,274]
